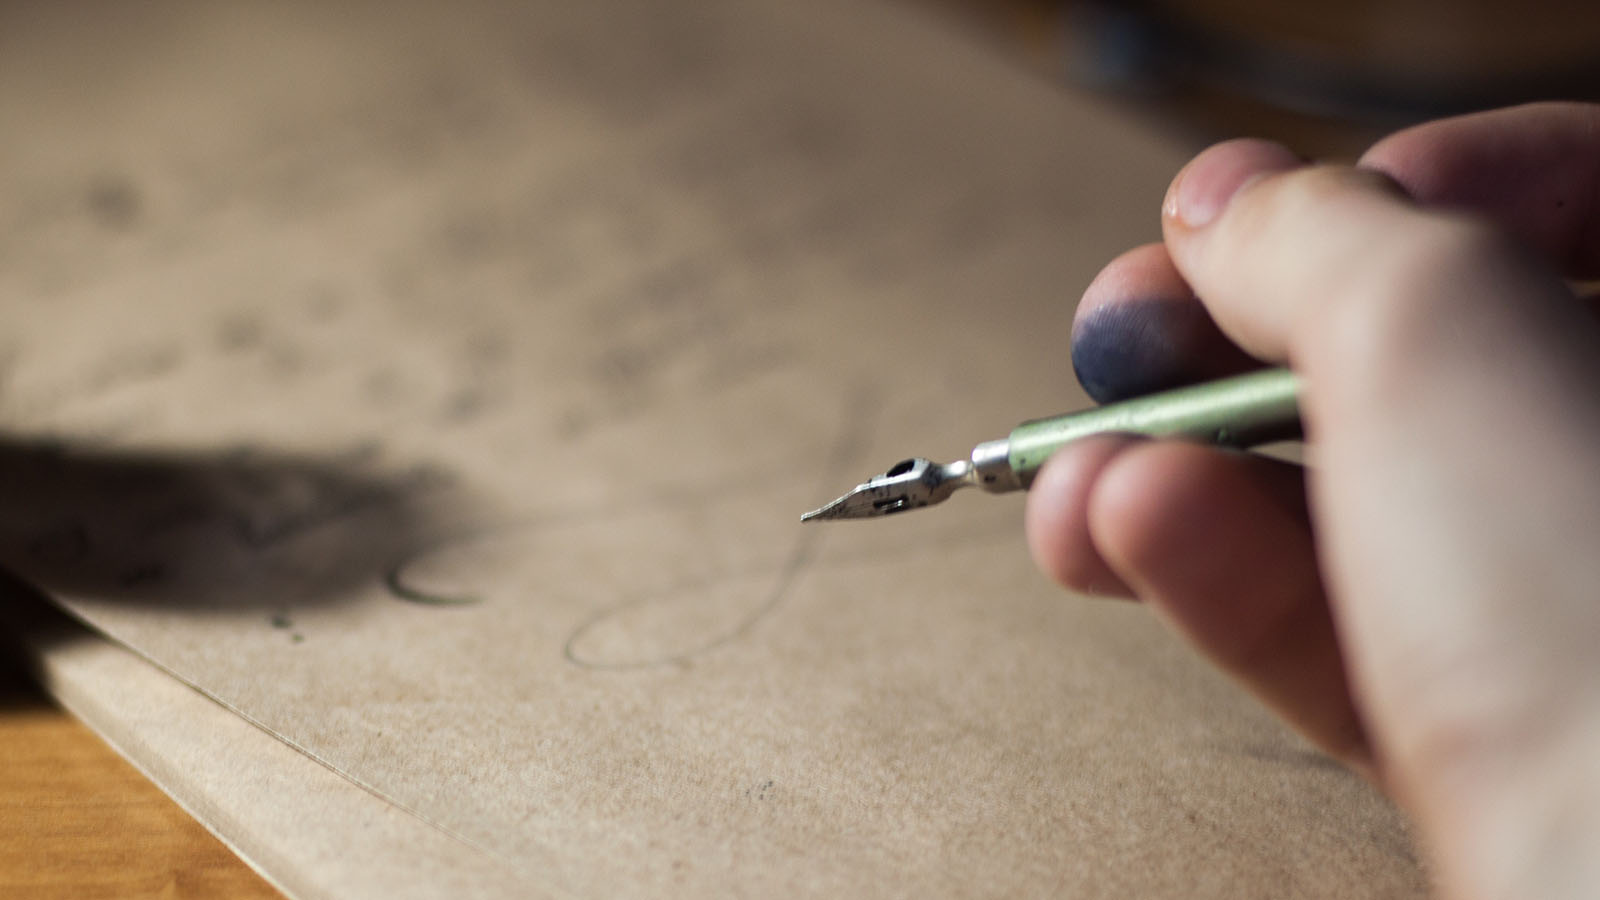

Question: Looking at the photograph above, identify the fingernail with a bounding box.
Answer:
[1164,139,1304,229]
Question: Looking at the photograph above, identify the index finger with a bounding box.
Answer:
[1360,101,1600,278]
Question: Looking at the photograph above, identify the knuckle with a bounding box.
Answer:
[1240,165,1400,228]
[1300,213,1514,402]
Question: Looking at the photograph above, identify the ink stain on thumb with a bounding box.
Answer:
[1071,298,1256,403]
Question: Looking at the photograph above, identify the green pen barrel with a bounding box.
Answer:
[1007,367,1302,488]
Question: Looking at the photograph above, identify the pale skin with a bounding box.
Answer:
[1025,102,1600,900]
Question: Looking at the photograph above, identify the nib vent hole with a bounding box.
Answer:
[885,459,917,477]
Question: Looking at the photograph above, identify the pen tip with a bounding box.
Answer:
[800,494,849,522]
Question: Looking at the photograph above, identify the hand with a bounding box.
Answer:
[1025,102,1600,899]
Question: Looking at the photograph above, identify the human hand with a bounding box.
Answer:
[1026,102,1600,899]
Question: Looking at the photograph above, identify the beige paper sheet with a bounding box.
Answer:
[0,0,1426,896]
[1,584,542,900]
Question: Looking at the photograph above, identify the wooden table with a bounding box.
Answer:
[0,664,280,899]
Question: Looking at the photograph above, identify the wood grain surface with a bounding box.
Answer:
[0,665,281,900]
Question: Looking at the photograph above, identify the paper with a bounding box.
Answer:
[0,0,1426,896]
[0,585,541,900]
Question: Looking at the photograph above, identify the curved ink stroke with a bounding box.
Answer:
[380,467,782,608]
[383,506,1009,669]
[560,520,820,670]
[383,567,483,605]
[382,506,821,668]
[384,387,881,669]
[383,529,494,606]
[554,508,1010,669]
[386,387,1015,670]
[382,481,832,669]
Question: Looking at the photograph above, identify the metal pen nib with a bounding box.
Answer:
[801,367,1303,523]
[800,440,1018,521]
